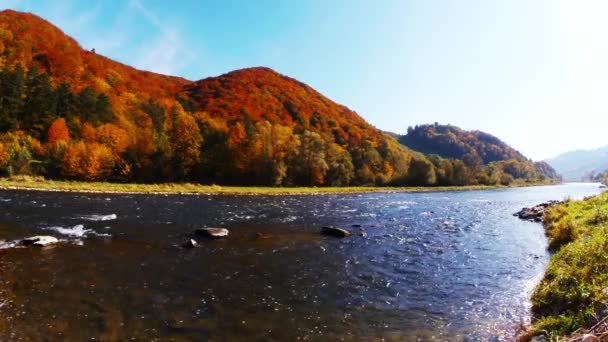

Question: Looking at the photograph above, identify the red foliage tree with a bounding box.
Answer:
[47,118,70,145]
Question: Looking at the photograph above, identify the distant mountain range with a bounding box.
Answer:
[0,10,558,186]
[546,146,608,181]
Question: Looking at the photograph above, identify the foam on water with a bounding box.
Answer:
[80,214,117,221]
[45,224,110,238]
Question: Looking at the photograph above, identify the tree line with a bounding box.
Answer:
[0,66,556,186]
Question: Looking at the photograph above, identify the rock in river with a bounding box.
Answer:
[195,228,229,238]
[320,226,351,238]
[514,201,562,222]
[183,239,199,248]
[22,235,59,247]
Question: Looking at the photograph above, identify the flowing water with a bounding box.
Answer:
[0,183,602,341]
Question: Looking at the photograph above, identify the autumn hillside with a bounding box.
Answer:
[399,123,560,184]
[0,10,557,186]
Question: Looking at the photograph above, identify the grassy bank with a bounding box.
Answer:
[0,176,553,196]
[523,191,608,339]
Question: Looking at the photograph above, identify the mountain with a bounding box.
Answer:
[546,146,608,181]
[0,10,558,187]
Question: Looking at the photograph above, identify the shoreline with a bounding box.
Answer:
[519,190,608,340]
[0,178,557,196]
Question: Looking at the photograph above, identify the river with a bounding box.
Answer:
[0,183,602,340]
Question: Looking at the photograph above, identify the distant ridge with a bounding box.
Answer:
[546,146,608,181]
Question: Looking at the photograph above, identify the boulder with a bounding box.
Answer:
[515,205,548,222]
[320,226,351,238]
[195,228,229,238]
[22,235,59,247]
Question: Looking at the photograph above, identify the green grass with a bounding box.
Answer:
[0,175,551,196]
[525,192,608,339]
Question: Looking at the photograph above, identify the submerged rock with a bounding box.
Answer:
[320,226,351,238]
[195,228,229,238]
[22,235,59,247]
[183,239,199,248]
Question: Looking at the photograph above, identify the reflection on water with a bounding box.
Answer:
[0,183,602,340]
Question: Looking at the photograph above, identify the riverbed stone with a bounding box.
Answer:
[195,228,229,238]
[22,235,59,247]
[320,226,351,238]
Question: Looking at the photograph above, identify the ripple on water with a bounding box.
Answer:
[0,183,603,340]
[79,214,117,221]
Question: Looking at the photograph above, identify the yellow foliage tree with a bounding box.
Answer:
[167,105,202,177]
[61,141,115,180]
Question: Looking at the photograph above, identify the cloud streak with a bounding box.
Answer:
[128,0,197,76]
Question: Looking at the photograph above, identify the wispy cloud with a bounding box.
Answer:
[128,0,197,76]
[0,0,198,77]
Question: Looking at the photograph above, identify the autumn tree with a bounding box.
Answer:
[294,130,328,186]
[325,143,354,186]
[96,123,130,154]
[167,105,202,179]
[80,123,97,142]
[0,142,9,169]
[61,141,115,180]
[47,118,70,145]
[0,131,43,175]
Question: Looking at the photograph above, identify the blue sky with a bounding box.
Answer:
[1,0,607,160]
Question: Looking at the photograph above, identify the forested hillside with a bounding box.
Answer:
[0,10,557,187]
[399,123,559,184]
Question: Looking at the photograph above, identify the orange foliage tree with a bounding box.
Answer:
[0,142,9,169]
[47,118,70,145]
[96,123,130,154]
[80,123,97,142]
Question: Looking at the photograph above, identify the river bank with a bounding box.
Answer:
[0,176,556,196]
[520,190,608,340]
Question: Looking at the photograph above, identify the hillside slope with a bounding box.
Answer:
[399,123,527,164]
[398,123,559,182]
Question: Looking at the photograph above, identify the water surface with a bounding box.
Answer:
[0,183,602,340]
